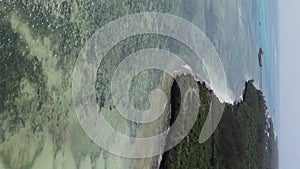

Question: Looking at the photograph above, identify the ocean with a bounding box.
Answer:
[248,0,279,132]
[165,1,280,133]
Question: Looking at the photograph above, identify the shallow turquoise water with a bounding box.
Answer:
[248,0,279,132]
[170,1,279,128]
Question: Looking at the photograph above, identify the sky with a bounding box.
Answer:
[279,0,300,168]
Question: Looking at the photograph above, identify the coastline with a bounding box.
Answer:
[247,0,279,132]
[0,0,279,168]
[159,78,278,169]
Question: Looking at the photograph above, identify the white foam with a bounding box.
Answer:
[171,64,236,104]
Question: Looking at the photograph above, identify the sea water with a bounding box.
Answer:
[169,1,279,132]
[248,0,279,133]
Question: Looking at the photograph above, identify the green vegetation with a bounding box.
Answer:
[160,80,278,169]
[0,1,278,169]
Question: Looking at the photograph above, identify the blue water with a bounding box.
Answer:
[247,0,279,132]
[171,0,279,132]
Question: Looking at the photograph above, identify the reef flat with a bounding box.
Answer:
[0,1,277,169]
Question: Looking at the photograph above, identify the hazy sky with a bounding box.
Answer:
[279,0,300,168]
